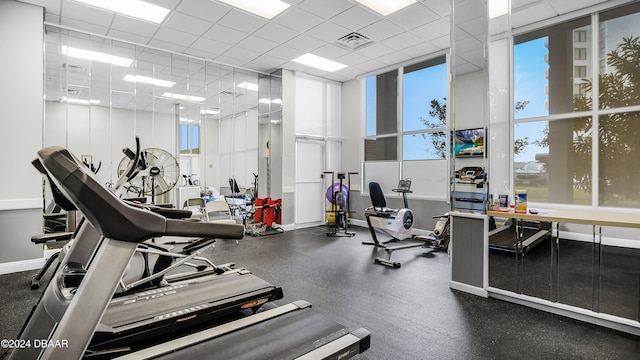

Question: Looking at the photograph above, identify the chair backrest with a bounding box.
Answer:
[229,178,240,194]
[183,198,205,208]
[369,182,386,210]
[205,200,233,222]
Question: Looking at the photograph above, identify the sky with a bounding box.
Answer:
[366,63,447,160]
[513,37,549,163]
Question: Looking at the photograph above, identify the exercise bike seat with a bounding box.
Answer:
[31,231,74,244]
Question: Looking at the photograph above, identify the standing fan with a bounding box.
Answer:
[117,148,180,204]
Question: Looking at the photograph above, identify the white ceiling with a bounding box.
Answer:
[19,0,618,83]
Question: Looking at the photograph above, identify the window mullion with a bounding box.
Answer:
[591,12,599,208]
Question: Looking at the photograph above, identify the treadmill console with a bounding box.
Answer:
[394,179,412,193]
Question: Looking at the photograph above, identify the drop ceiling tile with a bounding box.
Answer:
[332,66,362,80]
[175,0,231,22]
[218,8,269,34]
[147,38,190,54]
[237,36,279,54]
[111,14,159,38]
[266,45,306,61]
[375,51,412,66]
[355,42,395,58]
[431,34,450,49]
[550,0,608,14]
[454,0,484,24]
[512,2,558,28]
[203,24,249,45]
[164,11,213,36]
[255,22,300,44]
[60,0,114,28]
[107,29,152,46]
[359,19,404,42]
[297,0,354,19]
[400,42,440,58]
[421,0,451,17]
[380,31,424,51]
[242,55,288,72]
[411,18,449,41]
[388,4,440,30]
[144,0,181,11]
[189,37,231,55]
[221,45,261,63]
[306,21,351,43]
[457,16,482,41]
[330,5,381,31]
[334,51,370,67]
[284,33,326,53]
[59,16,109,36]
[312,43,351,59]
[273,6,325,33]
[212,55,245,68]
[153,27,199,48]
[353,58,387,74]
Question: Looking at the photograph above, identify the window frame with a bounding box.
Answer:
[512,2,640,209]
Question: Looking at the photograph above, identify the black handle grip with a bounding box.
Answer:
[164,219,245,240]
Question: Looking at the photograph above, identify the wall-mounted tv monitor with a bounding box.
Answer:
[453,128,485,157]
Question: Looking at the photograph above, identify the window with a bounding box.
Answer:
[574,48,587,60]
[513,2,640,208]
[180,123,200,154]
[364,56,447,161]
[402,58,447,160]
[363,56,448,199]
[365,70,398,161]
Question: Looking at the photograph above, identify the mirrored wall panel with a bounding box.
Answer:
[44,26,277,206]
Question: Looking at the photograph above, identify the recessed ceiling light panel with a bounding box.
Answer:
[123,74,175,88]
[62,45,133,67]
[355,0,416,16]
[161,92,206,102]
[73,0,170,24]
[218,0,290,19]
[293,53,347,73]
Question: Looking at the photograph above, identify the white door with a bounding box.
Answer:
[295,139,325,226]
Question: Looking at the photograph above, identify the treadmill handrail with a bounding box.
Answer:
[38,146,244,243]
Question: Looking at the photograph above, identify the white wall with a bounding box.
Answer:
[0,1,43,202]
[45,101,175,187]
[0,0,45,267]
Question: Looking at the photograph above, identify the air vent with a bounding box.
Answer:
[335,32,373,50]
[62,63,86,74]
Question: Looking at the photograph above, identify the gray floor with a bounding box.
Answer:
[1,225,640,359]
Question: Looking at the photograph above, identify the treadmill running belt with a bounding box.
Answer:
[102,272,273,327]
[157,307,356,360]
[91,272,282,349]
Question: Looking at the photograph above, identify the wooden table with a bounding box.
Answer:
[487,208,640,228]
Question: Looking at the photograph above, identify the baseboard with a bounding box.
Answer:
[0,258,45,275]
[449,280,488,298]
[488,287,640,336]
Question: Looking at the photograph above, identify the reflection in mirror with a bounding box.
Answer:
[43,25,273,209]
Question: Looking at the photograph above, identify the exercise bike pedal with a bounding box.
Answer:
[30,277,41,290]
[196,265,208,271]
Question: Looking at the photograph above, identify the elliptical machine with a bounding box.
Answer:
[364,179,450,268]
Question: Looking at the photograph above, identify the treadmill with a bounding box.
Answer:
[489,218,551,254]
[10,146,370,360]
[28,159,285,357]
[11,153,282,359]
